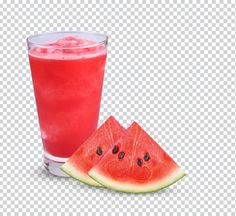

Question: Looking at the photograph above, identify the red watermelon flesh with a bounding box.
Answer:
[89,122,186,193]
[61,116,125,186]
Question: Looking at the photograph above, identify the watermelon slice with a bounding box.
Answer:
[61,116,125,186]
[89,122,186,193]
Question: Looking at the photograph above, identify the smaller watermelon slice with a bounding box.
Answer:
[89,122,186,193]
[61,116,125,186]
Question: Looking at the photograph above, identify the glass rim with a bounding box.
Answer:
[27,31,108,50]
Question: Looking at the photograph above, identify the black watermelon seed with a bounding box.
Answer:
[137,158,143,166]
[118,151,125,159]
[96,147,103,156]
[112,145,119,154]
[144,153,150,161]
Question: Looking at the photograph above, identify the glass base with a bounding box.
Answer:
[43,152,69,177]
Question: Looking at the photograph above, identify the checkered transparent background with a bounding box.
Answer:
[0,0,236,215]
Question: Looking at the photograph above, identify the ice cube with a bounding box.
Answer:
[41,129,48,140]
[57,36,82,47]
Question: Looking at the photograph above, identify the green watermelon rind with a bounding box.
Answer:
[88,167,186,193]
[61,163,103,187]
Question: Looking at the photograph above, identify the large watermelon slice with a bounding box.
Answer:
[61,116,125,187]
[89,122,186,193]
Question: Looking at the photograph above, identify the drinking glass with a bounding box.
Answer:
[27,31,108,176]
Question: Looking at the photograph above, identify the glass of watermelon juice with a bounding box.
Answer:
[27,32,108,176]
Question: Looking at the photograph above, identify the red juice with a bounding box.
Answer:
[28,34,107,159]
